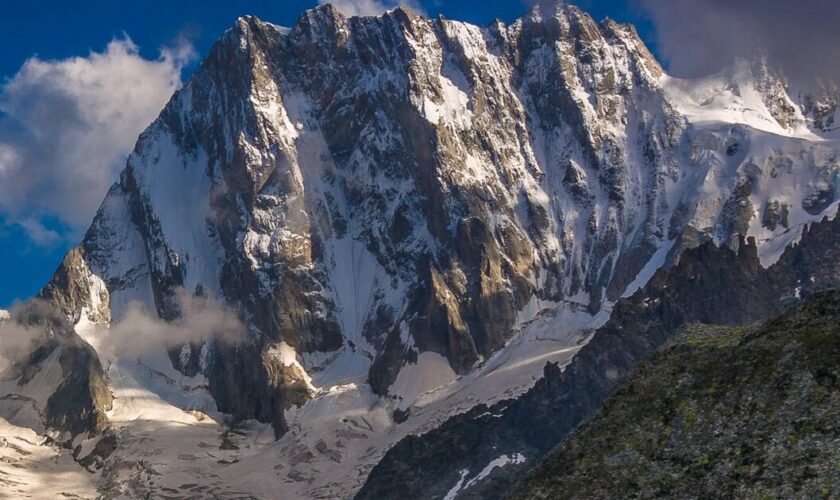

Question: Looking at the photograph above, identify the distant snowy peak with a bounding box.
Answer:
[663,58,833,139]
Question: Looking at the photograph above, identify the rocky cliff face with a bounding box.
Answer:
[40,1,840,435]
[3,1,840,497]
[511,289,840,499]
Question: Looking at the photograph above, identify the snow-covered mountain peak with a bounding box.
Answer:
[3,4,840,498]
[44,2,840,433]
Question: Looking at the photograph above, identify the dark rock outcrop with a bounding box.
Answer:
[1,301,112,442]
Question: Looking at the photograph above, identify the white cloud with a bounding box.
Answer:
[0,37,195,245]
[638,0,840,83]
[0,300,63,372]
[16,219,61,247]
[105,288,246,360]
[0,290,244,372]
[318,0,424,17]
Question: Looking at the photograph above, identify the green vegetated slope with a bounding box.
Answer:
[512,289,840,499]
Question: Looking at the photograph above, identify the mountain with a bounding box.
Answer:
[510,288,840,499]
[0,1,839,498]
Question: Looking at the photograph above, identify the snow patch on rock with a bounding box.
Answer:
[389,352,458,410]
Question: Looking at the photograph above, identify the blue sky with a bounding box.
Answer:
[0,0,651,307]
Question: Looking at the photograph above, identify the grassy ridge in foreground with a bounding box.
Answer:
[511,289,840,499]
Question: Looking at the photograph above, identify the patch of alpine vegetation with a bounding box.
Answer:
[511,289,840,499]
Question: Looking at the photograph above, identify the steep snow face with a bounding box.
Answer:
[664,60,816,139]
[389,352,457,410]
[27,2,840,497]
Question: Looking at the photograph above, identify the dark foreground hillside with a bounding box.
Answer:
[511,289,840,499]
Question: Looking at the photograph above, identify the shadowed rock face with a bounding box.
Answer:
[33,0,840,445]
[511,289,840,499]
[357,211,840,499]
[44,334,112,439]
[0,301,112,445]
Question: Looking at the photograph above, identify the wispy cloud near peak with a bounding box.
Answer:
[0,37,195,246]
